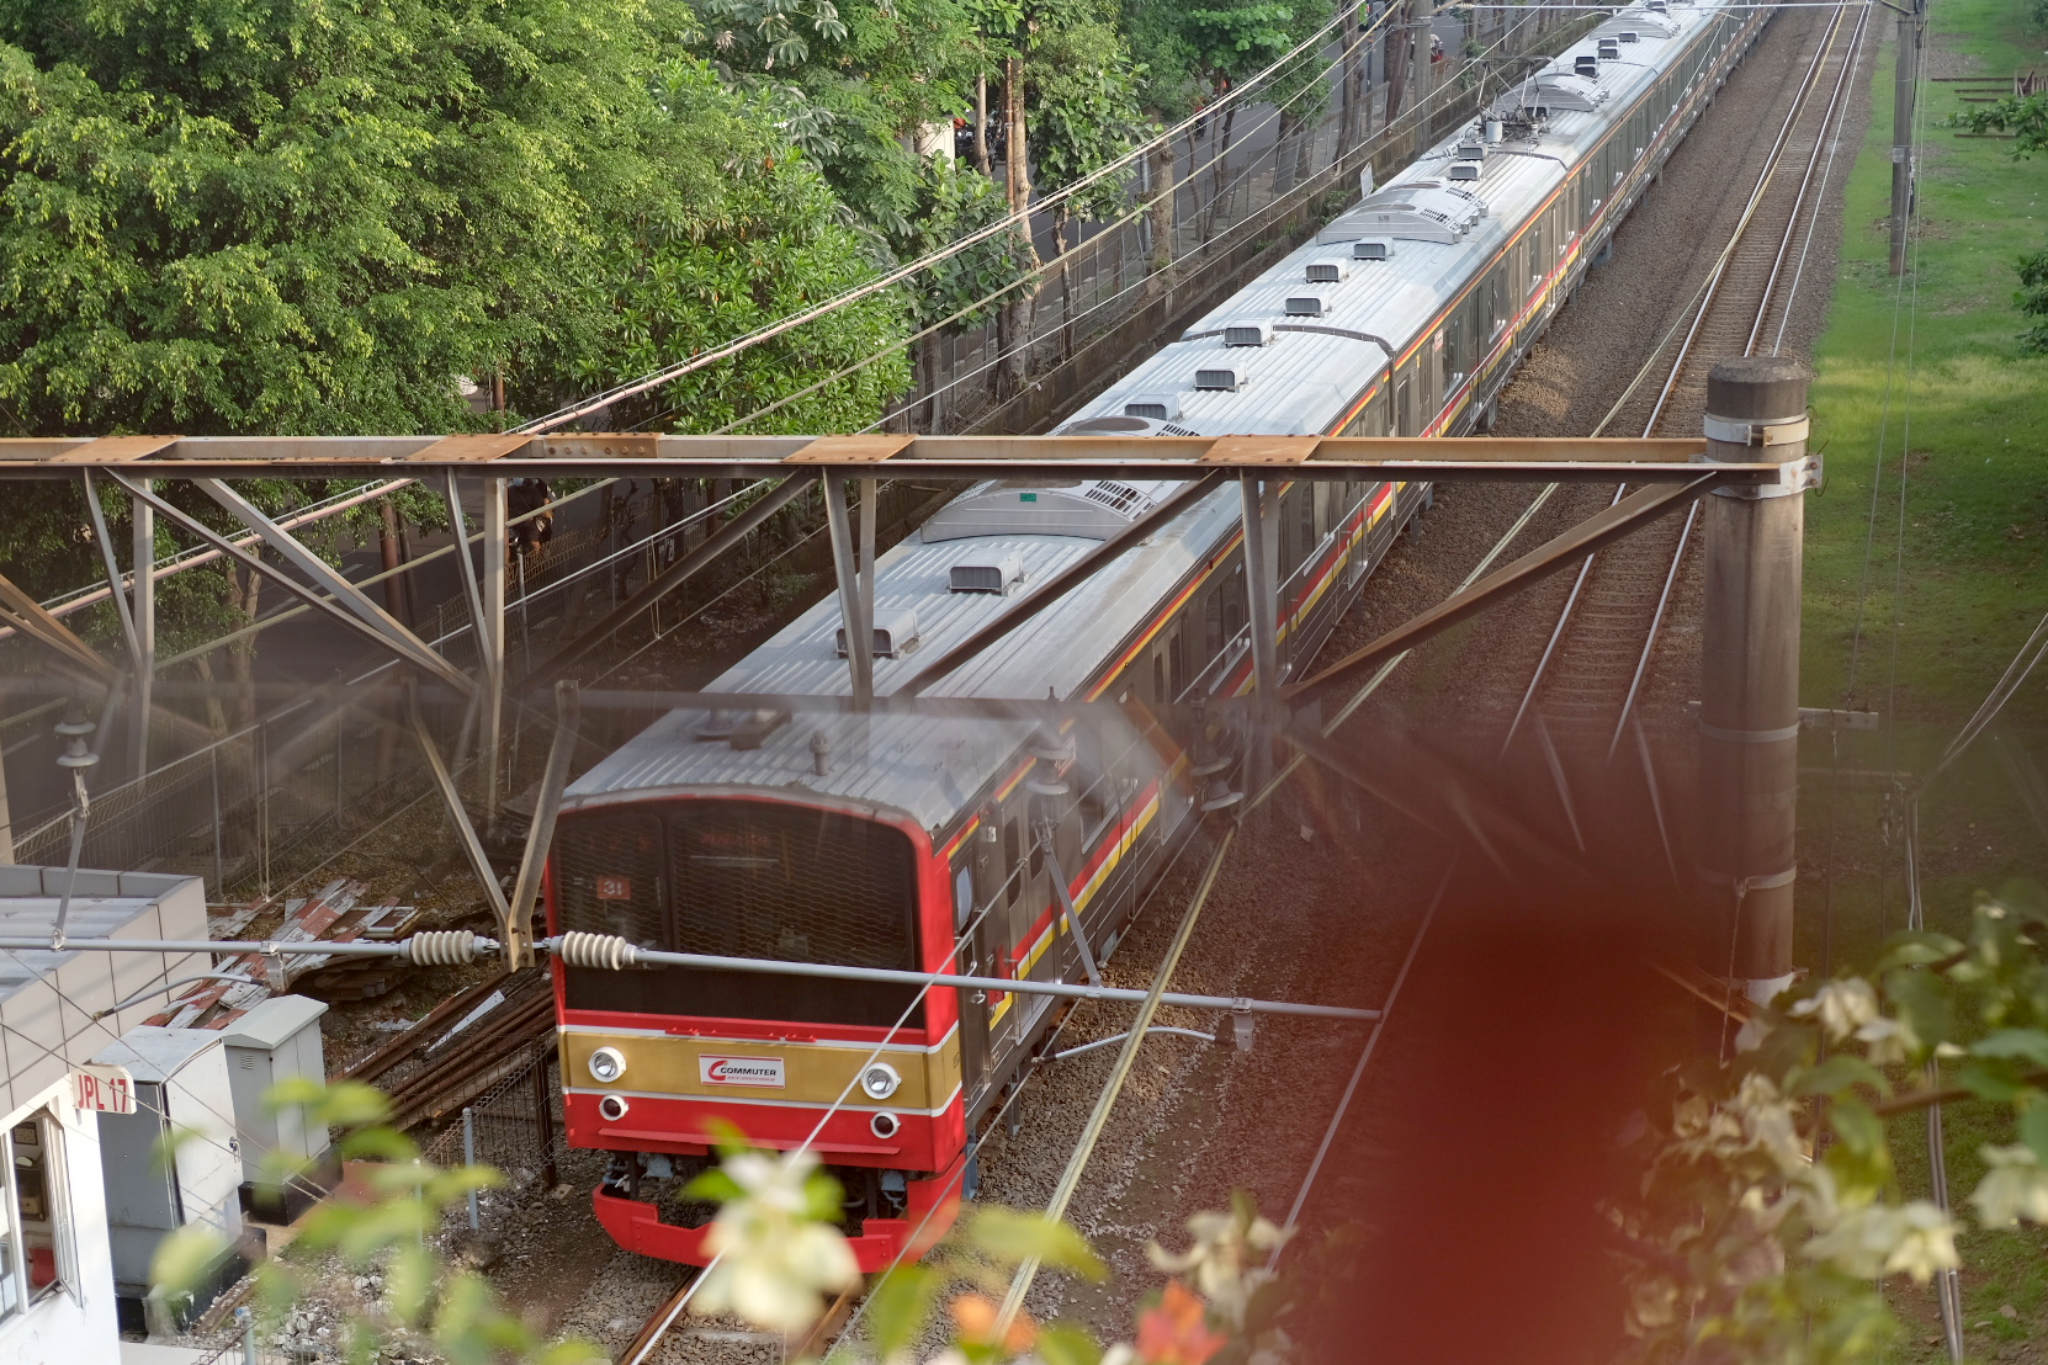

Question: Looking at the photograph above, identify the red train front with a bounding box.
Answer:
[550,789,977,1272]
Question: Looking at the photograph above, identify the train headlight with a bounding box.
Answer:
[860,1062,902,1100]
[588,1047,627,1084]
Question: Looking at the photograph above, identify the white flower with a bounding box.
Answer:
[1790,979,1881,1043]
[1855,1015,1913,1066]
[1801,1200,1959,1284]
[690,1149,860,1334]
[1883,1202,1961,1283]
[1732,1073,1806,1175]
[1733,1012,1772,1053]
[1147,1197,1289,1329]
[1970,1145,2048,1228]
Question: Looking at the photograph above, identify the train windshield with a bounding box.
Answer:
[553,801,923,1029]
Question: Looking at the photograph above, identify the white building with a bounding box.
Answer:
[0,866,209,1362]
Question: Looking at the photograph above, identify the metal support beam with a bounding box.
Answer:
[0,567,114,683]
[858,475,878,668]
[3,434,1790,487]
[131,478,155,776]
[190,478,470,691]
[1042,845,1102,987]
[822,472,873,706]
[479,479,508,827]
[79,473,141,671]
[500,682,581,972]
[534,474,811,678]
[1697,357,1810,997]
[405,682,512,931]
[109,476,471,693]
[1288,474,1720,701]
[1240,475,1283,700]
[900,474,1226,695]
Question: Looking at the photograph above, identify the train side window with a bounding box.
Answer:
[1529,223,1544,287]
[1296,483,1316,560]
[1151,651,1167,703]
[1224,564,1246,646]
[1395,376,1413,436]
[955,865,975,932]
[1203,581,1224,660]
[1003,815,1022,905]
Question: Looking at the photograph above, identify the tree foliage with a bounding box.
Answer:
[1952,93,2048,353]
[1617,886,2048,1362]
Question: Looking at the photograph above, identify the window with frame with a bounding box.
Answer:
[1,1109,72,1322]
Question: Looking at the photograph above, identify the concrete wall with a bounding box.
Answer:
[0,1076,121,1365]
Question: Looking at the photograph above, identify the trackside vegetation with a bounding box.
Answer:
[1796,0,2048,1355]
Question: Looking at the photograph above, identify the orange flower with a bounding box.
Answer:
[949,1292,1038,1354]
[1136,1281,1228,1365]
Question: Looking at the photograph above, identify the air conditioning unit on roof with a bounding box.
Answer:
[1306,260,1349,284]
[1224,322,1275,347]
[1447,163,1481,183]
[1124,394,1183,420]
[1352,239,1395,261]
[1195,367,1241,393]
[1597,37,1621,58]
[1284,295,1327,317]
[1575,54,1599,77]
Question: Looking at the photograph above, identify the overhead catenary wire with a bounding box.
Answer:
[518,3,1401,437]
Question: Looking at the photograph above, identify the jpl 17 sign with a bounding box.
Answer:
[73,1065,137,1115]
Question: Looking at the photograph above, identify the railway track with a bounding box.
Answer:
[1508,0,1868,758]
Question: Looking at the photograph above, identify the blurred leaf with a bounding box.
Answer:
[1972,1029,2048,1067]
[1886,967,1953,1053]
[862,1262,942,1357]
[386,1239,436,1326]
[1829,1098,1883,1156]
[315,1081,396,1128]
[339,1126,420,1163]
[965,1207,1106,1280]
[1789,1054,1891,1099]
[1034,1322,1104,1365]
[684,1167,746,1204]
[1957,1059,2032,1102]
[2022,1099,2048,1167]
[804,1169,845,1222]
[149,1223,225,1298]
[1873,932,1966,973]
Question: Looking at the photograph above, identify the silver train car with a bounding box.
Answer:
[547,0,1770,1271]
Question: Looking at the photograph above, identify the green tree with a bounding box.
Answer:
[0,0,911,677]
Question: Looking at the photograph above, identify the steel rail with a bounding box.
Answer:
[1503,1,1858,755]
[1602,0,1867,759]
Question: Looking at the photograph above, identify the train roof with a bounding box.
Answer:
[1075,0,1728,439]
[565,479,1244,833]
[564,0,1733,835]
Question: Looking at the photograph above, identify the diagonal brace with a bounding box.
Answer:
[111,475,471,694]
[405,682,512,933]
[1287,475,1717,700]
[0,567,113,682]
[1041,843,1102,987]
[500,681,581,972]
[191,477,471,693]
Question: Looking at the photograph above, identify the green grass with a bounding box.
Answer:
[1795,1,2048,1355]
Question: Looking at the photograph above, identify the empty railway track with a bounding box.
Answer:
[1509,0,1868,758]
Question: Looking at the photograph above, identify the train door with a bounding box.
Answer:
[988,809,1029,1056]
[953,862,989,1099]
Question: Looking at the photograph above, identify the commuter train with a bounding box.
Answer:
[549,0,1769,1270]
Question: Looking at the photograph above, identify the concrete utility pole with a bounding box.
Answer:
[1888,0,1920,275]
[1697,357,1813,1003]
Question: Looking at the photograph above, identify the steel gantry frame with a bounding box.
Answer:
[0,428,1818,970]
